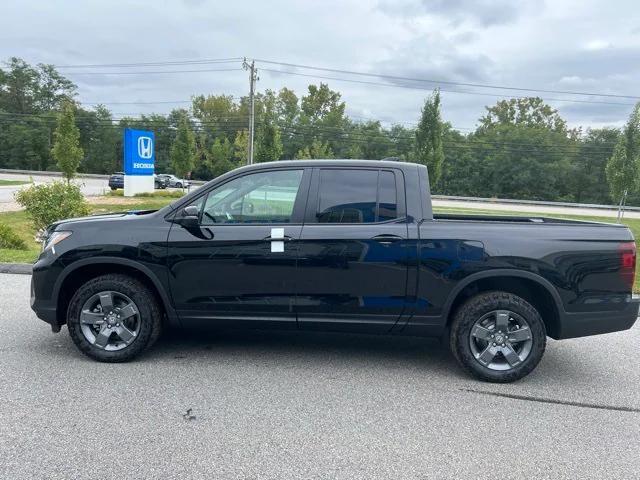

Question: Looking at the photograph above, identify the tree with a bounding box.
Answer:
[0,57,76,114]
[606,103,640,204]
[77,105,119,174]
[415,89,445,185]
[170,116,196,185]
[295,138,334,159]
[255,122,283,162]
[479,97,567,133]
[233,129,249,164]
[51,101,83,181]
[206,137,235,178]
[571,128,618,204]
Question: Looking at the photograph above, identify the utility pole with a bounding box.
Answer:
[243,58,258,165]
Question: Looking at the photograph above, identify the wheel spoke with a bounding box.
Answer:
[477,345,498,366]
[80,310,104,325]
[471,324,493,341]
[94,326,111,348]
[508,327,532,343]
[99,292,114,312]
[502,344,522,367]
[495,311,509,332]
[116,325,135,343]
[119,303,137,320]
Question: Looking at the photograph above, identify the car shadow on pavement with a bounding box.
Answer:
[144,327,465,377]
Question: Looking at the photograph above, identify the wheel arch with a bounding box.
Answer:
[444,270,564,338]
[54,257,178,328]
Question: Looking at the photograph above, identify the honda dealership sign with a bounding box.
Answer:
[123,128,155,196]
[124,129,155,175]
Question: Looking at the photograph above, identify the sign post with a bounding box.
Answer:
[123,128,155,197]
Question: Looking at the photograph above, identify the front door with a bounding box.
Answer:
[167,168,310,328]
[296,167,410,332]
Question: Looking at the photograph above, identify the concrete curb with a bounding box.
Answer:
[0,263,33,275]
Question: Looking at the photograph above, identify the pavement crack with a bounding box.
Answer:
[462,388,640,413]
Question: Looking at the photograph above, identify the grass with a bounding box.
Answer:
[106,189,185,199]
[0,179,30,186]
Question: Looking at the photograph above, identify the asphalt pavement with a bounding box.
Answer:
[0,273,639,479]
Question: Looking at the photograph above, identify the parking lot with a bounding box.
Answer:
[1,272,638,479]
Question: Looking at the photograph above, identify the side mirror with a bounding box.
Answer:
[175,205,200,227]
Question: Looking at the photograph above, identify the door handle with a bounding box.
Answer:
[371,234,403,245]
[263,235,293,241]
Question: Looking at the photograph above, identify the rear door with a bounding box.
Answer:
[296,167,410,332]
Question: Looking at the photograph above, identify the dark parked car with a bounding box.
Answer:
[107,172,124,190]
[108,172,168,190]
[31,160,638,382]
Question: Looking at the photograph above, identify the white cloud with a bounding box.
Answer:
[1,0,639,131]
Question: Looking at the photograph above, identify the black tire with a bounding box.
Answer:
[67,274,163,362]
[175,182,182,189]
[450,291,546,383]
[110,186,117,191]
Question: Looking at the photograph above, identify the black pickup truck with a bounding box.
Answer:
[31,160,639,382]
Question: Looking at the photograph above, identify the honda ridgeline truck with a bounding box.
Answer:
[30,160,639,382]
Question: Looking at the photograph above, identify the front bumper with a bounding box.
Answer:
[30,277,60,331]
[555,297,640,339]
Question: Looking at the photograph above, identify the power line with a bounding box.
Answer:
[54,58,243,68]
[0,111,619,151]
[62,67,244,75]
[260,68,637,107]
[254,58,640,101]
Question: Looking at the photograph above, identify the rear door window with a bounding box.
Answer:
[315,169,399,223]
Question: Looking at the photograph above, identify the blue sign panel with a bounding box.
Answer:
[123,128,155,175]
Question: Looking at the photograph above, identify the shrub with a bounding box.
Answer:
[15,181,90,231]
[0,223,27,250]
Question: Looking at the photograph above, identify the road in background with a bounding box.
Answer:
[0,273,638,479]
[433,197,640,219]
[0,172,108,211]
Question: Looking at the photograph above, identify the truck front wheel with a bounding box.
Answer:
[66,274,163,362]
[450,291,546,383]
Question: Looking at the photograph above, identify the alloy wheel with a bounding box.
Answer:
[468,310,533,371]
[79,291,141,351]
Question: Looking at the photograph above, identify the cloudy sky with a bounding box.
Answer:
[2,0,639,131]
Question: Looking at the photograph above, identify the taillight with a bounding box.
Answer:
[619,241,636,290]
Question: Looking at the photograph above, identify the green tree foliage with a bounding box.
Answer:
[15,181,89,231]
[170,116,196,181]
[255,122,283,162]
[571,128,618,203]
[2,57,637,206]
[415,89,445,185]
[0,57,76,113]
[51,101,83,181]
[479,97,567,133]
[606,104,640,202]
[77,105,119,174]
[234,129,249,164]
[295,138,334,159]
[206,137,235,178]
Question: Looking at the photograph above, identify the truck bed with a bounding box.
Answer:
[433,212,621,226]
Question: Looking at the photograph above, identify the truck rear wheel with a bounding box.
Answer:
[66,274,163,362]
[450,291,546,383]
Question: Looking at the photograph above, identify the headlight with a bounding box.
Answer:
[43,231,72,253]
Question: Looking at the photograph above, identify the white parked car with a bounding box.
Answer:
[157,174,191,188]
